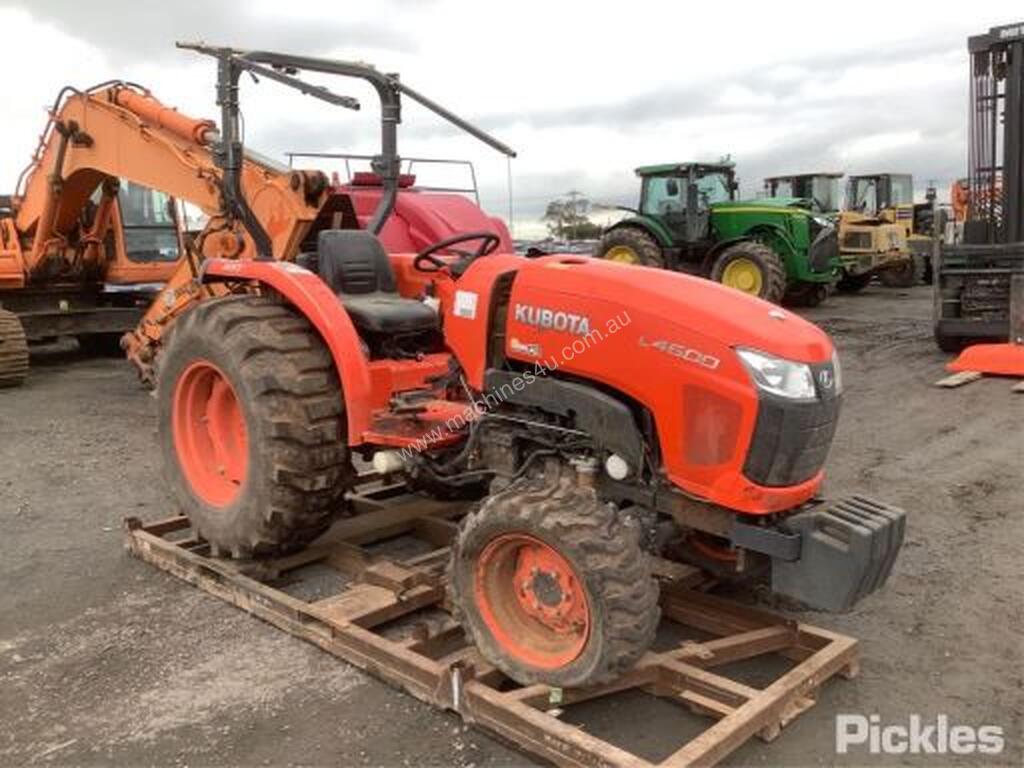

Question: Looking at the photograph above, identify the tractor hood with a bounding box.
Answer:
[508,255,832,364]
[711,199,813,215]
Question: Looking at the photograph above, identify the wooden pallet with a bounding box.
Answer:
[123,480,860,768]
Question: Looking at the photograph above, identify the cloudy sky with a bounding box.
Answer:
[3,1,1020,236]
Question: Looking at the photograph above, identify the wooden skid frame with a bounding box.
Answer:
[123,483,860,768]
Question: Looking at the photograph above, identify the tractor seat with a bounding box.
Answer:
[316,230,439,335]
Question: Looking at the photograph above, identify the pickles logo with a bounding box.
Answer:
[836,715,1004,756]
[513,304,592,335]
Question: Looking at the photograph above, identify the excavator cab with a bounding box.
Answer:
[104,180,184,284]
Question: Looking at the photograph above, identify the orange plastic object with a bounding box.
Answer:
[947,343,1024,377]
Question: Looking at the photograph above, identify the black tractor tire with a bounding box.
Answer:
[709,241,787,304]
[836,271,873,293]
[450,474,660,688]
[0,310,29,388]
[785,282,829,308]
[77,332,124,357]
[596,227,665,268]
[157,295,353,558]
[879,254,924,288]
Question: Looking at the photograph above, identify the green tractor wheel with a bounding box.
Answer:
[597,227,665,268]
[710,241,787,304]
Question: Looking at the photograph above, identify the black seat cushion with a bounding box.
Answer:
[341,293,440,334]
[316,230,438,335]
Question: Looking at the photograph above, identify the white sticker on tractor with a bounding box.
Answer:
[454,290,478,319]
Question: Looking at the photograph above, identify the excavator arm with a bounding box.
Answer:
[3,81,329,379]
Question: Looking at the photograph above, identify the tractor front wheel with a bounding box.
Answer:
[710,241,787,304]
[157,295,353,558]
[879,255,924,288]
[450,474,660,687]
[597,227,665,268]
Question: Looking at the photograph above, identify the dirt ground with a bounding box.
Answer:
[0,284,1021,767]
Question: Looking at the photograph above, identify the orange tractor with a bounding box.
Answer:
[112,44,906,688]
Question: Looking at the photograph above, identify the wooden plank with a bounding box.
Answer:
[463,680,654,768]
[660,636,858,767]
[935,370,983,388]
[327,498,466,546]
[311,583,443,628]
[126,511,859,768]
[134,515,190,537]
[674,626,796,669]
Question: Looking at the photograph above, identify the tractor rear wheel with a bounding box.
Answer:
[710,241,787,304]
[597,227,665,268]
[879,255,924,288]
[157,295,353,558]
[450,474,660,687]
[0,310,29,388]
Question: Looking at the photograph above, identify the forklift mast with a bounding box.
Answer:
[965,22,1024,243]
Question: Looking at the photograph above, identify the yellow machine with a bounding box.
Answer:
[845,173,938,285]
[764,173,910,292]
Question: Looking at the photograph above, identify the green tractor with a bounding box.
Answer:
[596,162,839,305]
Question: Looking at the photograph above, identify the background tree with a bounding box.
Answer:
[542,191,603,240]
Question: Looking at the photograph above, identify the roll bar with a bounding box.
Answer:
[177,42,516,259]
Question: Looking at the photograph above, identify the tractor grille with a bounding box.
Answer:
[743,362,841,487]
[842,231,872,251]
[808,227,839,273]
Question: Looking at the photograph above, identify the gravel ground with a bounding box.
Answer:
[0,284,1020,767]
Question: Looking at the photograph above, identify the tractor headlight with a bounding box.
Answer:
[737,348,817,401]
[831,349,844,395]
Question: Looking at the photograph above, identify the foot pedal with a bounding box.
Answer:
[771,495,906,612]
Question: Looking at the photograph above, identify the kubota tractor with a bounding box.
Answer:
[147,45,905,689]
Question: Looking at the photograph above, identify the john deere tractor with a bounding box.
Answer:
[596,162,839,305]
[764,172,912,292]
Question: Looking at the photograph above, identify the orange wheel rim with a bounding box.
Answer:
[172,360,248,507]
[691,534,738,563]
[475,533,590,670]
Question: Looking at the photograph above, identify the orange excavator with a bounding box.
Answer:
[0,46,515,388]
[0,77,340,387]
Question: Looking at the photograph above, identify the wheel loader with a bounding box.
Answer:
[763,173,912,292]
[130,44,905,689]
[594,162,839,306]
[845,173,938,286]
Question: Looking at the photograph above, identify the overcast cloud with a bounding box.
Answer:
[2,1,1020,235]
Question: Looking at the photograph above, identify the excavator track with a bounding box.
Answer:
[0,309,29,388]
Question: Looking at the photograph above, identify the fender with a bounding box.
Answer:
[605,216,675,247]
[202,258,373,445]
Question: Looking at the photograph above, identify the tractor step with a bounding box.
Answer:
[124,478,862,768]
[362,399,471,449]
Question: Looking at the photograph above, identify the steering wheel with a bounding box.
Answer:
[414,231,502,273]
